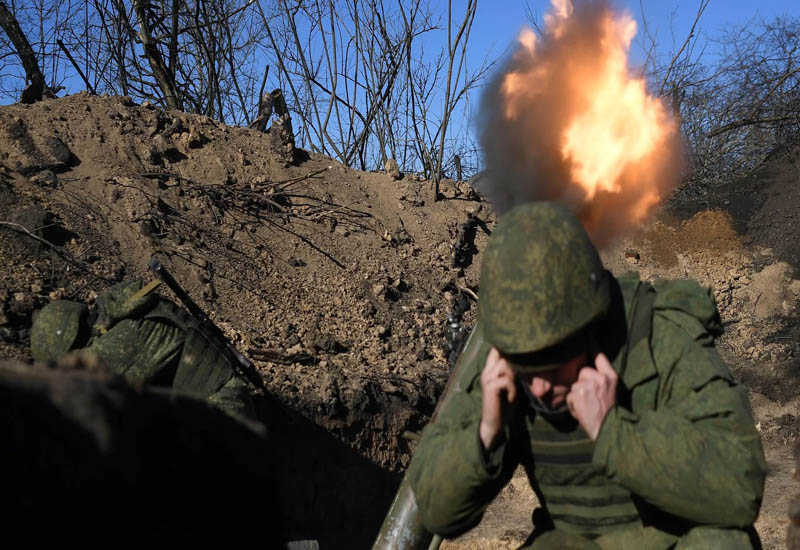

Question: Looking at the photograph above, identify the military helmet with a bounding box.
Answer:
[30,301,90,362]
[478,202,610,371]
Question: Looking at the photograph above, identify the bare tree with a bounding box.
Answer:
[132,0,181,109]
[0,0,49,102]
[432,0,477,201]
[645,10,800,197]
[608,1,799,199]
[0,0,489,182]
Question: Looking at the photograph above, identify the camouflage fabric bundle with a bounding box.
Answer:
[31,280,254,419]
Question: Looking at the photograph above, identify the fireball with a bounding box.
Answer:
[481,0,683,247]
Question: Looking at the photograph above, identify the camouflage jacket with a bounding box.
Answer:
[407,274,766,549]
[84,280,253,418]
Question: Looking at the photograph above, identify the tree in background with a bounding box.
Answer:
[639,1,800,198]
[254,0,489,186]
[0,0,52,103]
[0,0,489,189]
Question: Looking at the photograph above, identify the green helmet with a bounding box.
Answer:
[30,301,90,362]
[478,202,610,371]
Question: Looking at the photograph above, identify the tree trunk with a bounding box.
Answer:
[0,0,47,103]
[133,0,182,111]
[248,92,274,132]
[268,89,296,165]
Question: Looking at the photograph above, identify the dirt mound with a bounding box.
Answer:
[643,209,743,268]
[0,93,490,545]
[667,145,800,273]
[0,359,279,546]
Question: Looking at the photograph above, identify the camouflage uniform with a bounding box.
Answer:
[31,280,254,419]
[407,203,766,549]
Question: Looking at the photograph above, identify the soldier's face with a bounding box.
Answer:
[519,352,588,409]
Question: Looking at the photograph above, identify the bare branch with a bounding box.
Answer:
[0,0,48,102]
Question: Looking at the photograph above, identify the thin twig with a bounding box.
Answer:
[0,221,112,282]
[57,39,96,95]
[658,0,709,97]
[309,200,360,220]
[275,167,331,191]
[255,64,270,119]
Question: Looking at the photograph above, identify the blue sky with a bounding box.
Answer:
[446,0,798,149]
[8,1,793,104]
[466,0,798,65]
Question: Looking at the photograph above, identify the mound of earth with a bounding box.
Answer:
[0,93,491,545]
[0,358,279,545]
[0,94,798,548]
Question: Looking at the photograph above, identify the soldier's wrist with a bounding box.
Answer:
[479,420,500,451]
[477,425,507,477]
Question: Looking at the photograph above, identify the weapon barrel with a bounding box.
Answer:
[149,259,209,323]
[371,479,433,550]
[149,258,265,391]
[371,324,487,550]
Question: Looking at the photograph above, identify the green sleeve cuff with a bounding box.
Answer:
[477,426,508,479]
[592,405,638,475]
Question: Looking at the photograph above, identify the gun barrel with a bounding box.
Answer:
[149,258,209,323]
[371,324,486,550]
[149,257,265,391]
[372,479,434,549]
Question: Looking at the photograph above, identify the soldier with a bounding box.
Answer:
[30,279,255,419]
[407,202,766,549]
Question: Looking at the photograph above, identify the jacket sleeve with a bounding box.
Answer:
[406,334,519,537]
[593,310,766,527]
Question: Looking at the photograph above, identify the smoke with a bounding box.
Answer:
[477,0,685,248]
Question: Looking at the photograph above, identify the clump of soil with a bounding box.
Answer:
[745,262,800,319]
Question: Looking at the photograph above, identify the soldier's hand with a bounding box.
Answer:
[566,352,617,440]
[479,347,517,451]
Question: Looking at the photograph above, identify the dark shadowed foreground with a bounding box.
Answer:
[0,361,281,545]
[0,359,406,547]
